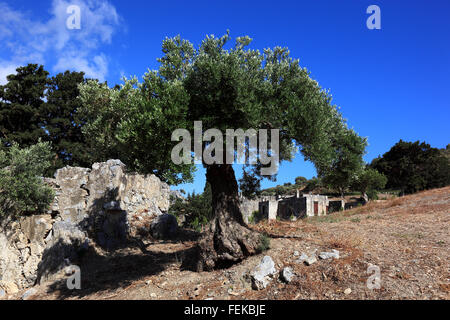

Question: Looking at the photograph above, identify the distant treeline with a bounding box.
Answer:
[255,142,450,197]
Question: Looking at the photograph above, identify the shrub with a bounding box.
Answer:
[0,141,55,219]
[295,176,307,185]
[366,189,379,200]
[168,182,213,231]
[248,210,259,224]
[257,234,271,252]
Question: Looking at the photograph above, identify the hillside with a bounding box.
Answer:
[3,187,449,300]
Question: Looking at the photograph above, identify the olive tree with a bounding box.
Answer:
[79,31,366,270]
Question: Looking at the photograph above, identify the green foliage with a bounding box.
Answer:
[248,210,259,224]
[260,176,324,196]
[238,167,261,199]
[0,64,93,172]
[352,167,387,196]
[295,176,307,185]
[366,189,379,200]
[0,141,55,219]
[441,144,450,161]
[371,140,450,194]
[79,31,365,189]
[303,176,323,193]
[321,129,367,197]
[168,182,213,231]
[0,64,49,148]
[257,234,271,252]
[78,75,195,185]
[45,70,91,168]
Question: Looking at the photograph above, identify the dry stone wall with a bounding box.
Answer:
[0,160,170,292]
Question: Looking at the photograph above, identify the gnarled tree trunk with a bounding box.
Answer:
[192,164,262,271]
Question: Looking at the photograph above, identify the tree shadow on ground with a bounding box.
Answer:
[43,240,196,299]
[39,186,202,299]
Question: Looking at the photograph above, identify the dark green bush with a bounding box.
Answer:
[0,141,55,219]
[366,189,379,200]
[168,182,213,232]
[257,234,271,252]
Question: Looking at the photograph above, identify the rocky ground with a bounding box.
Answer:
[2,187,449,300]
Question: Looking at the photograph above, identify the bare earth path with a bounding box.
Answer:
[10,187,450,300]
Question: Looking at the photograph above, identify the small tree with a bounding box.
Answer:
[0,141,55,219]
[321,129,367,198]
[352,167,387,202]
[295,176,307,185]
[169,182,213,231]
[238,167,261,199]
[303,176,323,193]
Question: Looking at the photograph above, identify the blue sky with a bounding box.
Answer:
[1,0,449,193]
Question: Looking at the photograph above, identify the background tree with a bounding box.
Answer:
[321,129,367,198]
[45,70,91,168]
[80,32,366,270]
[294,176,307,185]
[303,176,323,193]
[238,167,261,199]
[371,140,450,194]
[351,167,387,202]
[0,64,49,148]
[0,64,97,173]
[169,182,213,232]
[441,144,450,162]
[79,76,195,185]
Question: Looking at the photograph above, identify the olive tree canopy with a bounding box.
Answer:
[79,31,367,270]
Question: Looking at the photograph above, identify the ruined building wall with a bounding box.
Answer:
[0,160,170,293]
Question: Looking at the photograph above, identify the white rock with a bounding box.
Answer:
[295,253,309,263]
[319,249,340,260]
[304,256,317,266]
[251,256,277,290]
[22,288,37,300]
[280,267,295,283]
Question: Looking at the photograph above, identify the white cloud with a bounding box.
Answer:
[54,53,108,82]
[0,63,18,85]
[0,0,121,84]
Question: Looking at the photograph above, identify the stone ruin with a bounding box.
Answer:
[259,192,329,221]
[0,159,170,293]
[240,190,346,223]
